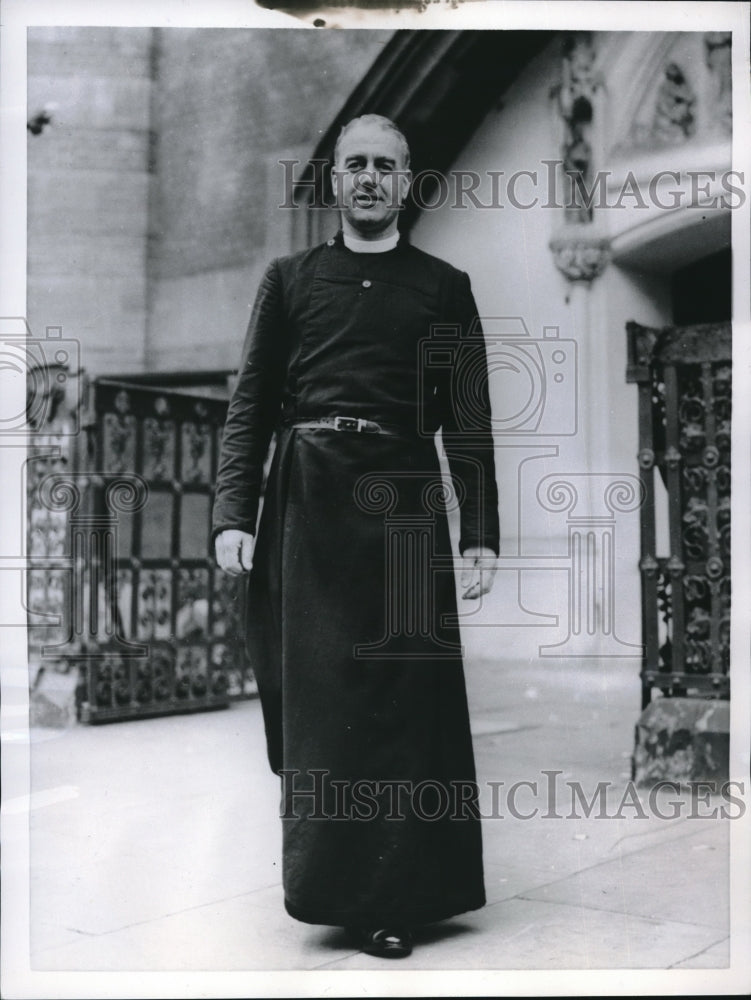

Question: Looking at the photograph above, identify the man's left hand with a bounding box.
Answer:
[460,546,497,600]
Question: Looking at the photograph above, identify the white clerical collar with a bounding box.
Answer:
[342,231,400,254]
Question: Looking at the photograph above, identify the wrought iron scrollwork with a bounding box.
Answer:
[143,415,175,482]
[28,376,256,722]
[627,321,731,703]
[182,420,212,484]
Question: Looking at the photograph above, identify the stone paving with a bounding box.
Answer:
[6,656,747,996]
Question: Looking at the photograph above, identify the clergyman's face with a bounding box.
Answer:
[332,122,411,237]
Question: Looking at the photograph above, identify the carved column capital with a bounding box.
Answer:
[549,233,611,282]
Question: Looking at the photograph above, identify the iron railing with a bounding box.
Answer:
[27,376,255,722]
[626,321,731,707]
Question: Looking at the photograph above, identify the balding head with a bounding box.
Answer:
[333,114,410,171]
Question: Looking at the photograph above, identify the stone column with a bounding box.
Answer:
[549,231,612,499]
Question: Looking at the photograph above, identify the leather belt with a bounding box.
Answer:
[290,416,402,435]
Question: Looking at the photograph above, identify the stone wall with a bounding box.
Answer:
[27,27,155,375]
[27,26,392,377]
[146,27,392,372]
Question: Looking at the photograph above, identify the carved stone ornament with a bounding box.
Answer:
[556,32,602,224]
[705,32,732,134]
[549,235,610,282]
[651,62,696,143]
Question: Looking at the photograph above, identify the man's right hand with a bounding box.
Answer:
[215,529,255,575]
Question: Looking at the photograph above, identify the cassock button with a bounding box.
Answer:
[326,238,335,246]
[362,279,372,288]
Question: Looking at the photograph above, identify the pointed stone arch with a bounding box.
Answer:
[291,28,556,247]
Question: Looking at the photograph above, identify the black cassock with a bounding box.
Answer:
[212,231,499,928]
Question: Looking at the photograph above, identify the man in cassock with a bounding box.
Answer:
[212,115,499,959]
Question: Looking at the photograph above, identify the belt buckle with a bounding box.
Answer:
[333,416,360,432]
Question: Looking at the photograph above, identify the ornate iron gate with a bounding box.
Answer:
[27,376,255,722]
[626,321,731,708]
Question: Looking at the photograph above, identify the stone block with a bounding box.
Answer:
[30,664,81,728]
[28,75,152,131]
[27,171,150,236]
[633,696,729,785]
[28,28,153,79]
[146,264,256,372]
[27,128,149,175]
[149,28,392,283]
[27,276,148,375]
[28,234,147,278]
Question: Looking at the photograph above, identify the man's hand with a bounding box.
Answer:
[460,546,497,600]
[215,529,255,575]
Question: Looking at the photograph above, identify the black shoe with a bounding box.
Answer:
[358,927,413,958]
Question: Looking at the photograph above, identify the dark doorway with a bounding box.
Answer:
[671,248,731,325]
